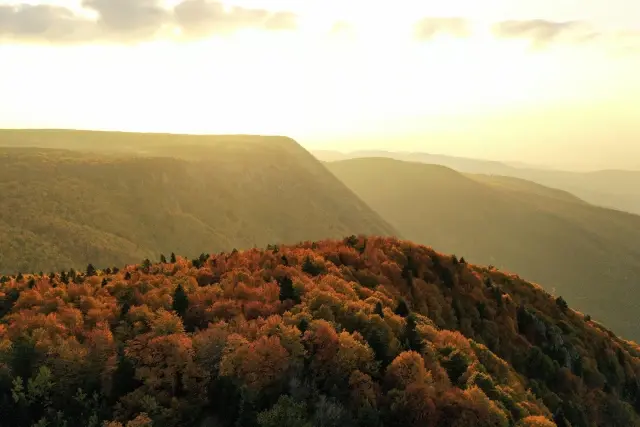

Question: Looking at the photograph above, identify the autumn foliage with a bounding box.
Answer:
[0,236,639,426]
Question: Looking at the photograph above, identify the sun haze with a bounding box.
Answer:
[1,0,639,169]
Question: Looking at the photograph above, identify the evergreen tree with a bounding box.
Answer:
[160,254,167,264]
[86,264,96,277]
[394,298,410,317]
[278,276,299,303]
[374,301,384,318]
[170,252,177,263]
[172,283,189,318]
[556,296,569,312]
[405,313,422,353]
[302,256,323,276]
[484,277,492,288]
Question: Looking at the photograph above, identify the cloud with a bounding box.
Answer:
[0,4,95,43]
[83,0,169,34]
[492,19,593,48]
[0,0,298,44]
[174,0,297,38]
[414,17,469,40]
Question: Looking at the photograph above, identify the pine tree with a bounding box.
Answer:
[394,298,410,317]
[160,254,167,264]
[405,313,422,353]
[172,283,189,318]
[86,263,96,277]
[278,276,298,303]
[374,301,384,318]
[170,252,177,263]
[302,256,322,276]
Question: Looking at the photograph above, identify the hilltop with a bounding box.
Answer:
[0,138,396,274]
[315,150,640,215]
[0,236,638,427]
[327,158,640,341]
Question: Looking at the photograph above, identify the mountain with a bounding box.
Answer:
[327,158,640,342]
[1,236,639,427]
[314,150,640,215]
[0,135,396,274]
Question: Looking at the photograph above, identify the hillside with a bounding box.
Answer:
[0,141,396,274]
[315,150,640,215]
[1,237,639,427]
[326,158,640,342]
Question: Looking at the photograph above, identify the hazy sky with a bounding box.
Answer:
[1,0,639,170]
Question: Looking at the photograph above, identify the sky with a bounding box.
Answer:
[1,0,639,170]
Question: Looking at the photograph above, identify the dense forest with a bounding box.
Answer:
[0,145,395,274]
[327,158,640,342]
[1,236,639,427]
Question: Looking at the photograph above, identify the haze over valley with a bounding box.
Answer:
[1,0,640,426]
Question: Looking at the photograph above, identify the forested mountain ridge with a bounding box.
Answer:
[0,236,638,427]
[315,150,640,215]
[327,158,640,342]
[0,145,396,274]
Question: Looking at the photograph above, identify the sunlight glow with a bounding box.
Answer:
[0,0,639,168]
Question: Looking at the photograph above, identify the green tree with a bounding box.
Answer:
[374,302,384,318]
[86,263,97,277]
[278,276,299,303]
[405,313,422,353]
[160,254,167,263]
[257,395,310,427]
[170,252,177,263]
[302,256,323,276]
[440,347,470,385]
[394,299,410,317]
[172,283,189,318]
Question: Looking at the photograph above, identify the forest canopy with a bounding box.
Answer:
[1,236,639,427]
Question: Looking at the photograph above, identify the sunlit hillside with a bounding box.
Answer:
[0,140,396,274]
[1,236,639,426]
[327,158,640,342]
[315,150,640,216]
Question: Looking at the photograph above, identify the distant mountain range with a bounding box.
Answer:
[1,129,639,344]
[313,149,640,216]
[327,157,640,342]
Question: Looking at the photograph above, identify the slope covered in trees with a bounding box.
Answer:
[0,143,396,274]
[327,158,640,342]
[315,150,640,215]
[0,236,638,427]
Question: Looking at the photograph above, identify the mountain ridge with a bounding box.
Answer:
[327,157,640,342]
[0,143,397,274]
[1,236,639,427]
